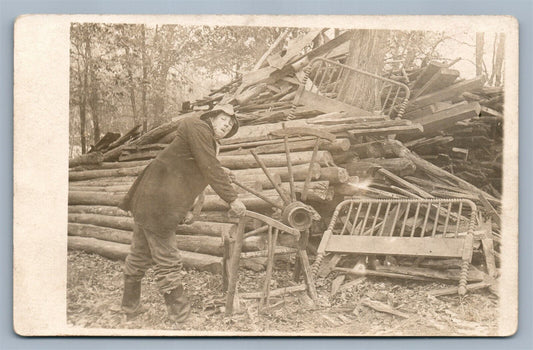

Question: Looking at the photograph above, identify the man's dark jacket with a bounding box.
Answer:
[119,115,238,234]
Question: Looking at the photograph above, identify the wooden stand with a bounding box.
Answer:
[222,211,317,316]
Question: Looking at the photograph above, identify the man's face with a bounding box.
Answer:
[211,113,235,139]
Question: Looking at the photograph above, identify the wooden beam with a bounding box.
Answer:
[407,76,484,111]
[347,124,423,137]
[412,102,481,135]
[412,68,459,99]
[324,235,466,258]
[412,61,449,89]
[267,29,323,69]
[253,29,289,70]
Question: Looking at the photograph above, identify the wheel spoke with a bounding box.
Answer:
[250,149,291,204]
[301,138,321,201]
[282,123,296,202]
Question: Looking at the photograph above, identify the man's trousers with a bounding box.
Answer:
[123,222,183,293]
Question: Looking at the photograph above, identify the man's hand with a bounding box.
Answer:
[222,167,236,183]
[182,211,195,225]
[229,199,246,217]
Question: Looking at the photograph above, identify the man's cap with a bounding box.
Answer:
[200,104,240,138]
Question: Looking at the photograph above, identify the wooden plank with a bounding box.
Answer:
[239,66,278,91]
[480,106,504,118]
[267,29,323,69]
[377,168,433,198]
[412,68,459,99]
[303,30,354,61]
[334,267,432,281]
[395,144,500,203]
[413,102,481,135]
[376,265,484,282]
[295,89,370,115]
[481,238,497,278]
[402,105,435,120]
[253,29,290,70]
[347,124,423,137]
[269,127,336,142]
[407,76,484,111]
[361,298,409,318]
[325,235,465,258]
[412,61,449,89]
[478,194,501,226]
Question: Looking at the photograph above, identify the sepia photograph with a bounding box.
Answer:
[13,15,519,336]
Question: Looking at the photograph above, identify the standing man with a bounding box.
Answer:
[118,104,246,323]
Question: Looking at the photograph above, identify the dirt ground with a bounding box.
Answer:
[67,250,499,336]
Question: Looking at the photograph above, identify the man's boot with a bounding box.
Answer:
[163,284,191,323]
[121,276,146,316]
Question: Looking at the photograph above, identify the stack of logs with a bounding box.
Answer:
[68,29,503,274]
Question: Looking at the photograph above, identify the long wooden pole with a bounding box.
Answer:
[283,131,296,201]
[232,179,284,210]
[253,29,290,70]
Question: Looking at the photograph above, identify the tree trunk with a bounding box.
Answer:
[79,33,90,154]
[67,212,240,237]
[125,43,138,126]
[68,213,133,230]
[68,236,223,274]
[68,191,125,207]
[69,165,146,181]
[219,150,334,170]
[85,32,101,145]
[68,223,132,244]
[231,163,322,182]
[201,194,282,212]
[70,176,138,187]
[493,33,505,87]
[224,138,350,155]
[141,25,148,133]
[68,223,267,256]
[69,152,104,168]
[338,30,388,112]
[69,184,130,193]
[318,166,350,184]
[476,33,484,77]
[89,93,101,145]
[68,205,130,217]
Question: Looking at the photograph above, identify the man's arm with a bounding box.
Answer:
[185,120,238,204]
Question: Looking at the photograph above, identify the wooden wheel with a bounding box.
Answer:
[231,126,337,231]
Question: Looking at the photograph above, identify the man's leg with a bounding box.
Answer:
[122,223,153,314]
[143,227,190,323]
